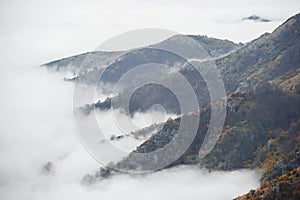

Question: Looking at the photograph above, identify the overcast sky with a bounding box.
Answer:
[0,0,300,65]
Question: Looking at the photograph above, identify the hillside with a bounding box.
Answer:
[81,13,300,185]
[217,13,300,93]
[42,34,242,84]
[234,168,300,200]
[127,13,300,179]
[82,14,300,116]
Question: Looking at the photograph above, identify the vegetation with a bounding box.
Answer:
[80,14,300,193]
[235,168,300,200]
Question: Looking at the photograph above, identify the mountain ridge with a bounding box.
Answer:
[42,14,300,198]
[80,13,300,188]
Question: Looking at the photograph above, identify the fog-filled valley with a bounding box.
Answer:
[1,0,300,199]
[0,67,260,199]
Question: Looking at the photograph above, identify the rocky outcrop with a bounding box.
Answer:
[235,168,300,200]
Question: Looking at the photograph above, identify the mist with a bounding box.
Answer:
[0,59,261,200]
[1,0,300,62]
[4,0,299,199]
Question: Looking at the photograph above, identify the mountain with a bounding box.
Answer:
[43,13,300,197]
[242,15,271,23]
[80,13,300,184]
[135,12,300,172]
[217,13,300,93]
[42,35,242,84]
[112,84,300,177]
[42,51,122,72]
[47,35,241,115]
[152,34,242,58]
[83,13,300,116]
[133,13,300,177]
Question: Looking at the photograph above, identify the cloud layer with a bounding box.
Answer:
[0,56,260,200]
[2,0,296,199]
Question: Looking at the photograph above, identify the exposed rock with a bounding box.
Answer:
[42,162,54,174]
[81,167,114,185]
[235,168,300,200]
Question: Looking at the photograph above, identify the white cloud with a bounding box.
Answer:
[0,65,260,200]
[1,1,296,199]
[1,0,300,62]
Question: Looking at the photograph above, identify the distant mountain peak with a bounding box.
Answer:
[243,15,271,22]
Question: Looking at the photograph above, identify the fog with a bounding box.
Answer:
[1,0,300,62]
[0,65,261,200]
[2,0,299,199]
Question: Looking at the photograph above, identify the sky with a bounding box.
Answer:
[0,0,300,65]
[0,1,299,199]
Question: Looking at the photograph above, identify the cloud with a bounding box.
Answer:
[0,64,261,200]
[87,166,260,200]
[1,0,299,61]
[2,0,295,199]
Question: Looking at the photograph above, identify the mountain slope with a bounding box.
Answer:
[42,51,122,72]
[83,13,300,117]
[217,13,300,92]
[95,13,300,182]
[42,34,242,84]
[234,168,300,200]
[41,14,300,188]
